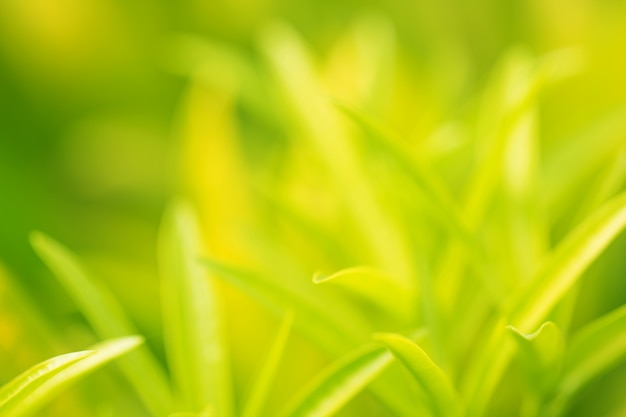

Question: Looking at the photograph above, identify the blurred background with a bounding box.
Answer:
[2,0,626,416]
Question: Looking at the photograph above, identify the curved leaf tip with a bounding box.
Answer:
[312,266,380,284]
[373,333,461,417]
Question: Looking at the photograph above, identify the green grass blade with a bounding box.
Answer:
[434,51,560,351]
[457,49,576,284]
[552,305,626,412]
[470,48,581,225]
[460,320,512,417]
[323,14,395,113]
[465,49,538,230]
[543,107,626,217]
[509,191,626,332]
[507,322,563,372]
[374,333,461,417]
[1,336,142,417]
[552,148,626,338]
[258,194,358,267]
[200,259,416,416]
[313,267,415,322]
[464,191,626,416]
[337,103,472,246]
[501,106,547,284]
[334,105,509,314]
[200,258,363,354]
[571,147,626,227]
[260,22,414,281]
[242,311,294,417]
[507,322,563,394]
[0,351,92,414]
[30,232,172,417]
[279,343,393,417]
[159,202,233,416]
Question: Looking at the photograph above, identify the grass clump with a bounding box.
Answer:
[1,10,626,417]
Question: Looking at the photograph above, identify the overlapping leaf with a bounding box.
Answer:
[159,202,233,416]
[374,333,462,417]
[30,233,172,416]
[0,336,142,417]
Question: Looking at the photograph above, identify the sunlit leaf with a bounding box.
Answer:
[0,351,92,414]
[200,259,418,416]
[243,311,294,417]
[571,147,626,227]
[544,107,626,218]
[200,258,364,354]
[501,105,546,284]
[313,266,414,322]
[509,191,626,332]
[507,322,563,394]
[159,202,233,416]
[552,148,626,337]
[337,103,472,248]
[30,232,172,417]
[549,304,626,415]
[0,336,142,417]
[374,333,461,417]
[279,343,393,417]
[464,191,626,416]
[260,21,414,281]
[322,14,395,113]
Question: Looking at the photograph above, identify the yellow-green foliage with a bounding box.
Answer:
[1,2,626,417]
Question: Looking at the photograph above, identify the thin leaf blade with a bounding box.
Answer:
[464,191,626,417]
[507,322,563,394]
[30,232,172,417]
[0,351,92,414]
[260,22,415,281]
[374,333,461,417]
[313,266,414,322]
[200,259,416,416]
[279,344,393,417]
[2,336,142,417]
[200,258,362,354]
[337,103,472,247]
[559,305,626,403]
[159,202,233,416]
[242,311,294,417]
[510,191,626,332]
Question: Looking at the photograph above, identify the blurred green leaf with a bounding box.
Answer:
[552,147,626,338]
[200,258,362,354]
[510,191,626,332]
[260,22,414,281]
[0,336,142,417]
[0,351,92,415]
[242,311,294,417]
[571,147,626,227]
[159,202,233,416]
[30,232,172,417]
[507,322,563,394]
[279,343,393,417]
[313,267,414,323]
[544,107,626,218]
[548,304,626,415]
[337,104,472,247]
[374,333,461,417]
[200,259,418,416]
[464,190,626,416]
